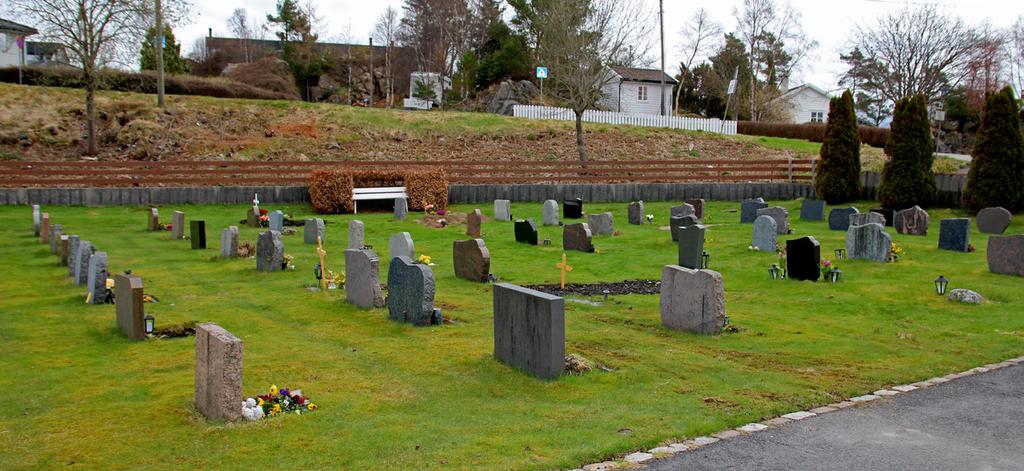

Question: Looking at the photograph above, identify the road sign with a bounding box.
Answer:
[727,79,737,95]
[536,67,548,79]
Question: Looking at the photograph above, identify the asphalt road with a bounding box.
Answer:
[644,363,1024,471]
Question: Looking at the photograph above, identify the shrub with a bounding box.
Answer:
[878,94,935,209]
[224,57,301,100]
[406,168,449,211]
[309,168,449,214]
[737,121,889,148]
[815,91,862,204]
[309,170,354,214]
[963,87,1024,212]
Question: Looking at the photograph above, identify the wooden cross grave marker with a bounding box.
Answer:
[316,236,327,290]
[557,252,573,289]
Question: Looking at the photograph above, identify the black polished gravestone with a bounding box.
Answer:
[677,224,706,269]
[514,219,539,245]
[563,198,584,219]
[786,236,821,281]
[870,208,895,227]
[190,220,207,249]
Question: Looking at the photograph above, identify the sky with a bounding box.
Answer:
[176,0,1024,95]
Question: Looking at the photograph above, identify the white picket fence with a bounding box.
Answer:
[512,105,737,135]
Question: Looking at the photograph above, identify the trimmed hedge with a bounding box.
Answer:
[738,121,889,148]
[0,66,297,101]
[309,168,449,214]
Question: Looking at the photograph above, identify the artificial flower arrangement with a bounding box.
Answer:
[821,259,839,278]
[890,242,904,262]
[645,214,654,224]
[241,384,317,421]
[424,203,436,214]
[417,254,435,266]
[283,254,295,270]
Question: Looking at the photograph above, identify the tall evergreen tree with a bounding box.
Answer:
[815,90,862,203]
[878,94,936,209]
[267,0,325,101]
[140,24,189,74]
[963,87,1024,212]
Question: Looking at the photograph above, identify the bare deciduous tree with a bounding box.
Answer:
[227,8,265,63]
[374,6,401,107]
[674,8,722,114]
[534,0,653,162]
[1009,16,1024,96]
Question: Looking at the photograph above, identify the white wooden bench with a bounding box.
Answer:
[352,186,407,214]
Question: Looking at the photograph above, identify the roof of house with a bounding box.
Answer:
[0,18,38,36]
[609,66,678,85]
[779,83,830,101]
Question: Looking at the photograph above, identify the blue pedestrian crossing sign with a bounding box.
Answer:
[536,67,548,79]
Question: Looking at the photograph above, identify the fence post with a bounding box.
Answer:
[787,158,793,183]
[810,160,817,189]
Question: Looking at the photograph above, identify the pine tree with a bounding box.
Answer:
[963,87,1024,212]
[878,94,935,209]
[815,90,861,203]
[140,24,189,74]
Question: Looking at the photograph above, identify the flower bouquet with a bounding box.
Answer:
[417,254,435,266]
[242,385,317,421]
[890,242,904,262]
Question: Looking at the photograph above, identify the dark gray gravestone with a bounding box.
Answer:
[467,209,482,237]
[389,232,415,259]
[190,220,207,249]
[756,206,789,234]
[74,241,93,285]
[786,236,821,281]
[494,199,511,221]
[987,235,1024,277]
[563,223,594,252]
[394,198,408,220]
[67,236,80,274]
[194,323,243,422]
[115,274,146,340]
[256,231,284,271]
[846,223,892,262]
[220,226,238,258]
[938,218,970,252]
[677,224,706,269]
[671,203,696,219]
[628,201,644,225]
[740,198,768,223]
[492,283,564,380]
[514,219,538,245]
[828,207,859,231]
[345,249,384,308]
[453,239,490,282]
[659,265,726,334]
[542,200,559,226]
[304,218,324,244]
[348,220,365,249]
[894,206,929,236]
[172,211,185,239]
[587,212,614,236]
[386,256,437,326]
[977,207,1012,235]
[563,198,583,219]
[752,215,777,252]
[269,210,284,232]
[800,199,826,221]
[850,212,885,227]
[86,252,108,304]
[870,208,894,227]
[246,208,259,228]
[670,215,700,242]
[686,199,706,219]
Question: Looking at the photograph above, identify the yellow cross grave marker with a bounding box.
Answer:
[316,236,327,290]
[557,252,573,289]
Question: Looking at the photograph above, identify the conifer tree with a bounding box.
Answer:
[878,94,935,209]
[815,90,862,203]
[964,87,1024,212]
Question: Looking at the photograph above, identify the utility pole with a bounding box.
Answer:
[155,0,165,108]
[659,0,666,116]
[369,37,374,104]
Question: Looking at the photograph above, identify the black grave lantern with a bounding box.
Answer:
[313,262,323,280]
[769,264,782,280]
[144,315,155,335]
[934,275,949,296]
[701,251,710,269]
[827,268,842,283]
[834,248,846,259]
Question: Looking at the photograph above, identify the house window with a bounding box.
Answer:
[637,86,648,101]
[810,111,824,123]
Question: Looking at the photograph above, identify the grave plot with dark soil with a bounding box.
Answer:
[524,279,660,297]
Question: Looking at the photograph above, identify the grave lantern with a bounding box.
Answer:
[602,289,610,302]
[828,268,842,283]
[934,275,949,295]
[144,315,155,335]
[769,264,781,280]
[834,248,846,259]
[701,251,710,269]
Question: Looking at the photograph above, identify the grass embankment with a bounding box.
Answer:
[1,201,1022,469]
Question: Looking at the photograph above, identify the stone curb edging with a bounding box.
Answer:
[570,356,1024,470]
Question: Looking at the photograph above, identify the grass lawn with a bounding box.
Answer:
[1,200,1022,470]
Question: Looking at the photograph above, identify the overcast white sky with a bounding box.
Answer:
[177,0,1024,94]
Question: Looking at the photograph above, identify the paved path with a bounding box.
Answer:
[644,364,1024,471]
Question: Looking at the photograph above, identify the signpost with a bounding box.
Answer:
[16,36,25,85]
[536,66,548,103]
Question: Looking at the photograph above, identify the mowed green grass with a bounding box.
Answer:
[1,201,1022,470]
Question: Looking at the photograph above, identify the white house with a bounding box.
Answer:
[600,66,677,115]
[778,83,831,124]
[0,18,38,68]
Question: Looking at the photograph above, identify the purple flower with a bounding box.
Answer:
[279,388,290,396]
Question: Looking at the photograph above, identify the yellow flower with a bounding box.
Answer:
[273,404,282,412]
[307,403,318,411]
[418,255,432,264]
[269,385,278,395]
[257,398,264,406]
[269,410,277,417]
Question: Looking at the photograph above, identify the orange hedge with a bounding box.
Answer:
[309,168,448,214]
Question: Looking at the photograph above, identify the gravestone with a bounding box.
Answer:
[677,224,706,270]
[800,199,826,221]
[389,232,415,259]
[304,218,324,244]
[246,208,259,228]
[220,226,239,258]
[149,208,160,231]
[115,274,146,341]
[74,241,93,285]
[514,219,539,245]
[752,215,778,252]
[686,199,706,219]
[348,220,365,249]
[190,220,207,249]
[987,235,1024,277]
[671,203,696,219]
[870,208,895,227]
[453,239,490,282]
[894,206,929,235]
[345,249,385,308]
[977,207,1012,235]
[492,283,564,380]
[660,265,726,334]
[59,235,69,266]
[67,236,80,274]
[49,224,63,254]
[86,252,108,304]
[828,207,860,231]
[850,212,886,227]
[256,231,284,271]
[786,236,821,281]
[740,198,768,223]
[394,198,408,220]
[542,200,560,226]
[172,211,185,239]
[563,198,583,219]
[269,210,284,232]
[628,201,645,225]
[670,215,700,242]
[938,218,971,252]
[756,206,789,234]
[466,209,482,237]
[846,223,892,262]
[194,323,243,422]
[587,212,614,236]
[32,205,40,236]
[40,213,50,243]
[563,223,595,253]
[494,199,511,221]
[386,256,437,326]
